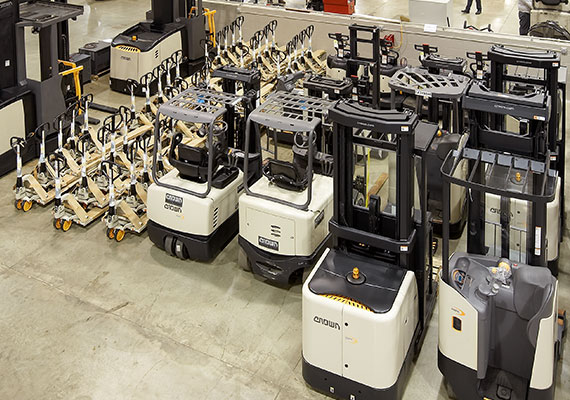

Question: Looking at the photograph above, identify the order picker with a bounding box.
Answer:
[302,101,437,400]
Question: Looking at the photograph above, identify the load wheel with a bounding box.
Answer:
[14,199,23,210]
[53,219,62,230]
[107,228,116,240]
[62,220,72,232]
[115,230,126,242]
[22,201,33,212]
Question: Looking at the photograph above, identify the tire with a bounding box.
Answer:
[237,246,251,272]
[107,228,116,240]
[22,201,33,212]
[443,378,458,400]
[115,230,126,242]
[164,236,176,257]
[15,200,23,210]
[62,220,73,232]
[53,219,62,230]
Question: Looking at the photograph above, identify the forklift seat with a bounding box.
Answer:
[169,132,222,184]
[263,159,308,192]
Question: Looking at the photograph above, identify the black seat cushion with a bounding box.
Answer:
[263,159,308,192]
[169,132,221,183]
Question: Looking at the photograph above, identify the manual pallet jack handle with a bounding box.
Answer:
[103,112,125,136]
[414,43,438,61]
[137,133,152,183]
[53,111,69,152]
[33,122,52,173]
[139,71,156,112]
[100,160,123,213]
[466,51,489,80]
[48,152,67,206]
[11,136,28,186]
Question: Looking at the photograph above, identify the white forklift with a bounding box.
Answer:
[238,91,336,285]
[438,143,566,400]
[302,101,436,399]
[146,87,248,261]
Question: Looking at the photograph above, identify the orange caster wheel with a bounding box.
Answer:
[106,228,116,240]
[115,230,126,242]
[53,219,62,230]
[22,201,33,212]
[61,220,72,232]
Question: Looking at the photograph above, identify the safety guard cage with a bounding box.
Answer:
[389,67,470,134]
[441,146,559,281]
[151,87,243,198]
[243,91,335,210]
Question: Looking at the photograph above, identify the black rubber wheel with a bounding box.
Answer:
[237,247,251,272]
[164,236,176,257]
[443,378,457,400]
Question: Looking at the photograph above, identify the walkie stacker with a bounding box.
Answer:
[302,101,436,400]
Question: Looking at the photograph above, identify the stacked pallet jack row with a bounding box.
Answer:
[9,16,330,243]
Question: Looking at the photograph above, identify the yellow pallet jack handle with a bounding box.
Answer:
[58,60,84,100]
[191,7,217,47]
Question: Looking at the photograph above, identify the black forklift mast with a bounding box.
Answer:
[211,65,261,153]
[328,100,434,330]
[487,45,560,156]
[149,0,192,26]
[327,25,381,108]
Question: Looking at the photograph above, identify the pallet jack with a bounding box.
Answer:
[438,144,567,400]
[147,87,249,261]
[302,101,437,400]
[238,91,336,285]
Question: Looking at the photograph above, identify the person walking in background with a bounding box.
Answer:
[462,0,482,14]
[519,0,532,35]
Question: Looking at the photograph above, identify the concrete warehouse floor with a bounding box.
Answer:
[1,0,569,399]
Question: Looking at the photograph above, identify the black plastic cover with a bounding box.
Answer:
[308,249,406,314]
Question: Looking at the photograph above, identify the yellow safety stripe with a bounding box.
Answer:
[116,45,141,53]
[320,294,372,312]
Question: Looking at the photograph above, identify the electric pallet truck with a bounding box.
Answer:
[438,143,567,400]
[302,101,437,400]
[110,0,212,95]
[238,91,336,285]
